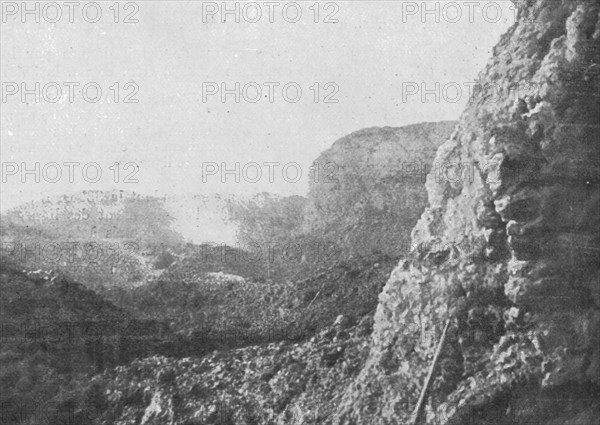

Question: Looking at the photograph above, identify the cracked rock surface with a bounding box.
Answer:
[336,1,600,423]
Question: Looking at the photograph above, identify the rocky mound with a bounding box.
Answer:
[82,315,375,425]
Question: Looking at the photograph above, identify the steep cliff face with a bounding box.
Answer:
[337,1,600,423]
[303,123,456,260]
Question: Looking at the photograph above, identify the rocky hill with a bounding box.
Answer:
[0,189,255,249]
[303,122,456,260]
[1,191,183,292]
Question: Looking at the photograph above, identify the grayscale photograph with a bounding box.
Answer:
[0,0,598,424]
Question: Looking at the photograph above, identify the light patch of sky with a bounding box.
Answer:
[1,1,515,210]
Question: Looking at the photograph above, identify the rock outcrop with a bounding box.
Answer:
[337,1,600,423]
[303,122,456,260]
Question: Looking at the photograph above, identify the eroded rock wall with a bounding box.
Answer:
[337,1,600,423]
[303,123,455,261]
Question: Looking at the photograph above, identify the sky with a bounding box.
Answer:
[1,1,516,211]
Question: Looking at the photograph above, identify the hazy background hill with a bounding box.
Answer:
[0,191,303,289]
